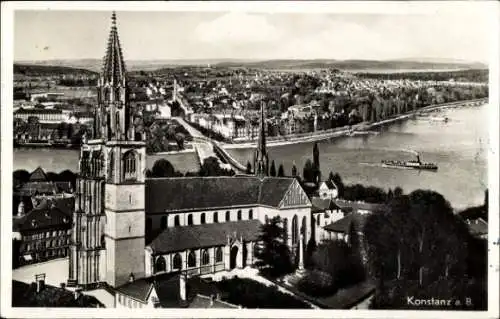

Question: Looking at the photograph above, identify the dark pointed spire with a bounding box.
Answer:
[257,100,266,156]
[102,11,126,85]
[254,100,269,177]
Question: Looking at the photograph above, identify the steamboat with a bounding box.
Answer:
[381,154,438,171]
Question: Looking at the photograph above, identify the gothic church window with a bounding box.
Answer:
[173,253,182,270]
[226,211,230,222]
[187,214,193,226]
[249,209,253,219]
[155,256,166,273]
[174,215,180,227]
[108,151,114,181]
[123,151,136,181]
[115,112,120,135]
[202,249,209,265]
[201,213,206,224]
[213,212,218,223]
[187,251,196,267]
[215,247,223,263]
[237,210,242,221]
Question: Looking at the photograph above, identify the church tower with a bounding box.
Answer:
[69,12,146,289]
[253,101,269,177]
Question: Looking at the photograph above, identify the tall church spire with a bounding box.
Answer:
[254,101,269,177]
[258,100,266,155]
[95,11,136,141]
[102,11,126,85]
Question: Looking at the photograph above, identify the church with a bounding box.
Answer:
[68,12,313,303]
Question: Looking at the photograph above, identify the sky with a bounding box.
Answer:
[13,6,493,63]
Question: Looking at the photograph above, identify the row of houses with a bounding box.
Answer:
[12,167,75,267]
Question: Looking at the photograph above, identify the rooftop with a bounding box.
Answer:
[12,280,103,308]
[311,197,341,213]
[115,272,228,308]
[146,176,308,213]
[13,203,71,232]
[324,213,368,234]
[148,219,262,254]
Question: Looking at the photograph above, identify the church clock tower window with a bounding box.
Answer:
[123,151,137,181]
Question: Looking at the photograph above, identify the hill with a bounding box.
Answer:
[14,58,487,74]
[14,63,98,76]
[214,59,487,71]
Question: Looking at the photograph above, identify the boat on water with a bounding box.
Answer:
[415,115,450,123]
[347,130,379,137]
[381,154,438,171]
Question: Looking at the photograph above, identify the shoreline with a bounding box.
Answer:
[13,98,487,153]
[220,98,488,150]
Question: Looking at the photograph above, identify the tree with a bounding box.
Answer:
[57,122,68,139]
[246,161,252,174]
[27,116,39,125]
[313,142,320,171]
[174,132,185,150]
[393,187,404,198]
[269,160,277,177]
[328,171,335,182]
[254,216,293,278]
[364,190,472,309]
[13,169,30,187]
[386,189,394,202]
[151,159,176,177]
[302,159,314,183]
[46,172,59,182]
[66,123,74,139]
[331,173,344,197]
[312,142,321,184]
[291,164,298,177]
[310,240,365,290]
[199,157,233,177]
[58,170,77,189]
[277,164,285,177]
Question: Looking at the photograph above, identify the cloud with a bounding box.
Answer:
[194,12,285,45]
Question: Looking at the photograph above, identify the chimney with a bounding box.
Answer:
[35,273,45,293]
[17,201,25,217]
[179,272,187,301]
[129,272,135,283]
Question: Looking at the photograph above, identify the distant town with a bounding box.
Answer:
[10,11,489,313]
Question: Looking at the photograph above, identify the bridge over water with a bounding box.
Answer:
[175,117,247,174]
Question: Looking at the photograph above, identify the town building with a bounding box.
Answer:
[323,200,385,242]
[68,13,314,308]
[311,197,344,243]
[318,180,339,199]
[13,197,73,266]
[14,167,73,197]
[187,113,258,141]
[15,108,67,123]
[30,92,65,103]
[12,276,103,307]
[115,272,238,308]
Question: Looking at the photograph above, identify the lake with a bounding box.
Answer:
[13,105,488,210]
